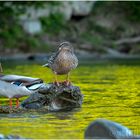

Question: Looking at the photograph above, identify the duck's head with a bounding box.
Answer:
[58,42,73,53]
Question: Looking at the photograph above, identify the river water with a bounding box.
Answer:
[0,59,140,138]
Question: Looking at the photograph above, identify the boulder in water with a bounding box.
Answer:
[21,83,83,111]
[84,119,140,139]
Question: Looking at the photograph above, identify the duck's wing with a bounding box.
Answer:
[0,80,32,98]
[43,52,59,68]
[0,74,43,86]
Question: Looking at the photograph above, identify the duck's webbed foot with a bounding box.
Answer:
[64,73,72,86]
[53,73,60,86]
[63,80,72,86]
[53,81,60,86]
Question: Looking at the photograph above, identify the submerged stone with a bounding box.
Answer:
[21,83,83,111]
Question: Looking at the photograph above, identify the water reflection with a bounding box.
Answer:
[0,60,140,138]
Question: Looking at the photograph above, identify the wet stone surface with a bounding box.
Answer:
[84,119,140,139]
[0,106,25,114]
[21,83,83,111]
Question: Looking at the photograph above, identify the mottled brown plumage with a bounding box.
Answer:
[43,42,78,85]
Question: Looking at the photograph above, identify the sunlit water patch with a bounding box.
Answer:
[0,60,140,138]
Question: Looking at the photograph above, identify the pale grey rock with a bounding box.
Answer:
[85,119,140,139]
[22,19,42,34]
[53,2,72,21]
[71,1,95,16]
[19,1,96,34]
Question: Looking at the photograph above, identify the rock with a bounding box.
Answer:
[0,134,5,139]
[22,19,42,34]
[52,2,72,21]
[19,1,96,34]
[0,83,83,113]
[71,1,95,16]
[84,119,140,139]
[0,106,26,114]
[0,134,24,139]
[5,135,24,139]
[21,83,83,111]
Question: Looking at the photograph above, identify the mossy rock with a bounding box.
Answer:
[21,83,83,111]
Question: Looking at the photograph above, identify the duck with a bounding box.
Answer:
[0,80,34,108]
[43,42,78,86]
[0,63,43,109]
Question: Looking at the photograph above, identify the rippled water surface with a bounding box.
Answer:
[0,60,140,138]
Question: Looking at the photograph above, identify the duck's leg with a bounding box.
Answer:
[9,98,12,109]
[16,98,20,108]
[54,73,59,86]
[65,72,71,86]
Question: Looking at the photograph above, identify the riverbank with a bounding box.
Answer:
[1,52,140,62]
[0,2,140,57]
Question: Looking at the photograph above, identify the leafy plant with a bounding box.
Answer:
[0,2,49,51]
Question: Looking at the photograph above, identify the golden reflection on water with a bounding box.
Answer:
[0,62,140,138]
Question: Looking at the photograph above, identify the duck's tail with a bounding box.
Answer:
[42,63,49,67]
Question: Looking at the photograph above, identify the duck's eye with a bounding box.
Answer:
[59,47,62,51]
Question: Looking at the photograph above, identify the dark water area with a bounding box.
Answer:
[0,59,140,139]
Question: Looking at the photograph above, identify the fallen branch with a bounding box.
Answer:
[114,36,140,45]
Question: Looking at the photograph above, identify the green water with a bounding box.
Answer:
[0,60,140,139]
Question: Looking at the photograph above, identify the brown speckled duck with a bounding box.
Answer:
[43,42,78,86]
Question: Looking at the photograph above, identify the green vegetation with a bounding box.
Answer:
[0,23,48,52]
[0,2,61,52]
[40,13,65,35]
[120,1,140,22]
[94,1,140,22]
[0,1,140,53]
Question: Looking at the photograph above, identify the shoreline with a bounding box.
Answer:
[1,53,140,62]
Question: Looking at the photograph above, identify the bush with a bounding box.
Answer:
[40,13,65,35]
[0,2,48,51]
[119,1,140,22]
